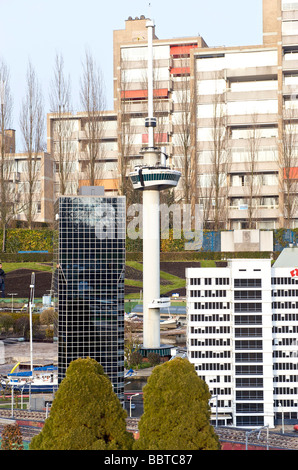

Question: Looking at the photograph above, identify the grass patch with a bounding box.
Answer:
[125,261,185,296]
[1,262,53,273]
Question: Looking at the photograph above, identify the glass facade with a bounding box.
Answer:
[53,195,126,401]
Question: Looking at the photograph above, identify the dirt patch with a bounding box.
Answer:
[1,261,199,299]
[125,266,143,281]
[160,262,201,277]
[4,269,52,299]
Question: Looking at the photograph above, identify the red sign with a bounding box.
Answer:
[290,268,298,277]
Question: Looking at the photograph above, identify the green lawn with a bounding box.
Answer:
[125,261,185,299]
[1,262,53,273]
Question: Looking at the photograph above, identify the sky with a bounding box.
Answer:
[0,0,263,151]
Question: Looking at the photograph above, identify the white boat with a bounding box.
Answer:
[0,366,58,393]
[125,312,142,322]
[0,275,59,394]
[160,316,179,329]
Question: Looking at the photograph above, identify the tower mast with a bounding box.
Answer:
[129,19,181,353]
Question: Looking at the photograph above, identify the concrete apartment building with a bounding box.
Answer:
[0,128,54,226]
[111,0,298,228]
[12,151,54,225]
[47,111,118,200]
[186,247,298,428]
[45,0,298,229]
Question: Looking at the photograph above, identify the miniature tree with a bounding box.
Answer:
[1,423,24,450]
[134,357,221,450]
[29,358,134,450]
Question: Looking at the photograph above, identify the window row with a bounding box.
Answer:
[274,387,298,395]
[191,361,231,370]
[189,290,227,298]
[236,390,263,400]
[235,340,263,350]
[190,326,230,334]
[235,353,263,363]
[234,279,262,288]
[234,315,262,325]
[235,377,263,388]
[272,277,298,285]
[235,303,262,312]
[189,336,230,346]
[273,313,298,321]
[235,365,263,375]
[188,346,231,358]
[272,301,298,309]
[234,290,262,300]
[236,403,264,413]
[189,314,230,322]
[235,328,262,338]
[194,302,230,310]
[272,290,298,297]
[273,363,298,370]
[273,325,298,333]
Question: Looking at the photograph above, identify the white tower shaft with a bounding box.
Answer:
[143,189,160,348]
[129,19,180,351]
[147,20,154,148]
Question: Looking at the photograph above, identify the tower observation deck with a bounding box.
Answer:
[129,20,181,355]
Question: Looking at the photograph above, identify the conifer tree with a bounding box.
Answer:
[134,357,220,450]
[30,358,134,450]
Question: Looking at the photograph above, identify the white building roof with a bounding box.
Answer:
[273,246,298,268]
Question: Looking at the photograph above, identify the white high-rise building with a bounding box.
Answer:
[186,247,298,428]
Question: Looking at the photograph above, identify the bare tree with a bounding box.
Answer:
[117,52,141,205]
[49,53,76,196]
[19,61,44,228]
[246,115,262,229]
[172,60,196,205]
[0,60,16,250]
[280,100,298,228]
[80,49,106,186]
[209,88,230,230]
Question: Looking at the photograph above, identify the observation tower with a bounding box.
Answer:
[129,20,181,354]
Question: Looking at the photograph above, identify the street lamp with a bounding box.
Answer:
[8,293,17,312]
[129,393,140,417]
[209,394,218,427]
[279,402,284,434]
[245,425,269,450]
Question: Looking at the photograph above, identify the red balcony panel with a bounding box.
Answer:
[121,88,168,100]
[142,133,168,144]
[170,44,198,56]
[170,66,190,76]
[284,167,298,179]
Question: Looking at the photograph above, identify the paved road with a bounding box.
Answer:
[0,340,58,374]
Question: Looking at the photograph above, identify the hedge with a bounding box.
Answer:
[0,229,53,254]
[0,228,295,258]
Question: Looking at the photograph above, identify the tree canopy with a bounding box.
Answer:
[134,357,220,450]
[29,357,134,450]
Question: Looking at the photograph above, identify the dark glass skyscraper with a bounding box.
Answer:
[53,193,126,401]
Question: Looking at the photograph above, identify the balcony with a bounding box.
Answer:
[228,206,280,220]
[282,34,298,47]
[227,114,278,126]
[283,59,298,71]
[227,66,278,81]
[228,185,279,197]
[227,90,278,102]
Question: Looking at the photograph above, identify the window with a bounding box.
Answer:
[235,303,262,312]
[234,290,261,300]
[234,279,262,288]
